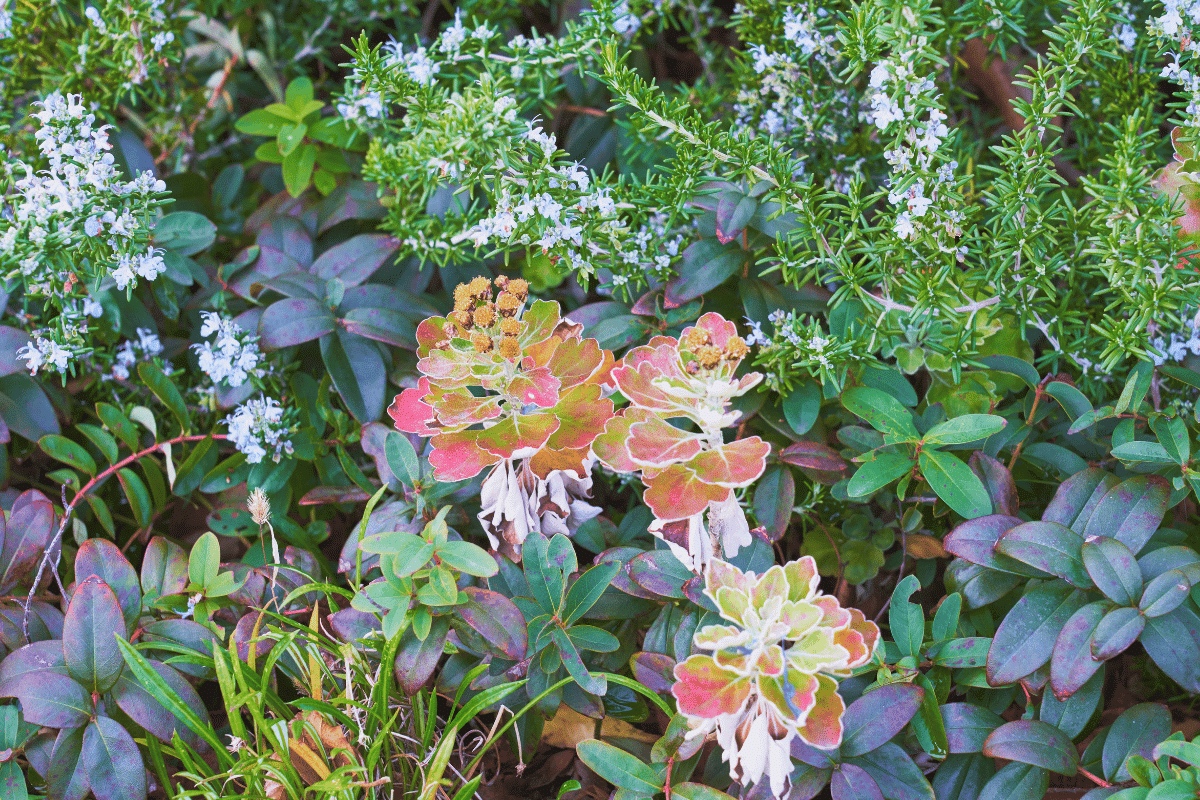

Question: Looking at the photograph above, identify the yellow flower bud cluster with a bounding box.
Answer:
[449,276,531,359]
[680,327,750,371]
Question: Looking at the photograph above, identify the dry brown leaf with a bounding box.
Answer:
[905,533,949,559]
[540,705,658,750]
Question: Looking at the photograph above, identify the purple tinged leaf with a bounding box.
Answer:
[1043,469,1119,532]
[995,521,1091,588]
[663,239,747,307]
[311,233,399,286]
[1091,607,1145,661]
[111,661,209,751]
[987,582,1087,686]
[1138,605,1200,692]
[73,539,140,632]
[327,607,381,643]
[0,489,55,593]
[631,652,676,694]
[943,560,1023,609]
[983,720,1078,775]
[940,703,1006,753]
[1081,476,1170,555]
[456,587,527,660]
[47,727,90,800]
[847,742,935,800]
[969,452,1019,516]
[944,515,1037,575]
[0,664,91,728]
[1081,537,1142,605]
[139,537,189,599]
[393,621,449,694]
[628,550,692,599]
[832,763,884,800]
[341,307,417,349]
[1138,569,1191,617]
[1102,704,1172,782]
[63,577,127,694]
[976,762,1049,800]
[1048,602,1107,697]
[259,298,336,349]
[840,683,924,757]
[83,715,146,800]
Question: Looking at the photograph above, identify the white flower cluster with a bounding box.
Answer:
[733,7,858,183]
[2,92,170,374]
[608,211,686,289]
[191,312,265,387]
[867,57,965,254]
[107,327,164,381]
[1153,0,1200,128]
[226,397,294,465]
[3,91,167,291]
[0,1,12,40]
[1110,0,1138,51]
[1150,311,1200,366]
[336,86,386,122]
[457,122,624,276]
[76,0,179,87]
[612,0,641,35]
[381,10,497,86]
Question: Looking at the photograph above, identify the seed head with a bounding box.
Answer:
[505,278,529,300]
[498,317,521,336]
[450,309,472,330]
[471,331,493,353]
[496,292,521,316]
[465,276,492,300]
[498,334,521,360]
[694,344,723,369]
[473,304,497,328]
[682,328,711,350]
[724,338,749,361]
[248,487,271,525]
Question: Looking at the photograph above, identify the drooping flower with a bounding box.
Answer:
[593,312,769,570]
[387,279,614,558]
[672,557,879,798]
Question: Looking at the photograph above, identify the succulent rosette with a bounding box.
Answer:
[388,277,614,556]
[671,557,879,797]
[592,312,769,568]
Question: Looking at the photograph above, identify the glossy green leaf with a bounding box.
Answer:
[847,453,912,498]
[841,683,923,757]
[552,626,606,695]
[843,386,919,438]
[921,449,992,519]
[96,403,140,451]
[116,467,153,527]
[1045,382,1092,420]
[189,531,220,588]
[259,298,336,349]
[1040,666,1104,739]
[39,434,97,477]
[576,739,662,795]
[923,414,1007,446]
[76,423,119,466]
[282,142,317,197]
[1151,415,1190,464]
[436,540,499,578]
[562,562,620,626]
[384,431,420,486]
[152,212,216,256]
[889,574,924,659]
[782,380,821,435]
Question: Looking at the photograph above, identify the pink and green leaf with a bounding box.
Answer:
[643,462,731,521]
[688,437,770,488]
[427,430,501,481]
[795,674,846,749]
[628,415,704,466]
[672,655,752,718]
[508,367,562,408]
[387,379,438,435]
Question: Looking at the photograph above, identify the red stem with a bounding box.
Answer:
[21,433,228,639]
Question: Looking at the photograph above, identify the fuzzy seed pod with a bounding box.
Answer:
[505,278,529,300]
[450,309,473,329]
[498,317,521,336]
[724,338,749,360]
[465,276,492,300]
[682,328,711,350]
